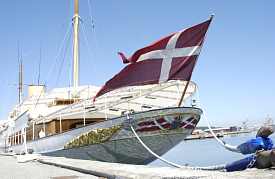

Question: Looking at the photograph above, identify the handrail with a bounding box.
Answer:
[36,80,190,123]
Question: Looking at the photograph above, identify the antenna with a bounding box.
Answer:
[17,42,23,104]
[38,42,42,85]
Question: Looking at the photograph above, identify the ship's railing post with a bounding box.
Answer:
[32,122,35,140]
[4,137,6,153]
[43,119,46,136]
[23,127,27,154]
[83,102,86,126]
[176,81,181,101]
[21,130,23,144]
[16,132,18,145]
[14,132,16,145]
[88,86,90,98]
[139,89,143,111]
[59,112,62,133]
[18,131,20,144]
[18,132,19,144]
[104,95,108,120]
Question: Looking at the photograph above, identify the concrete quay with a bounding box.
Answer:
[37,156,275,179]
[0,154,98,179]
[1,153,275,179]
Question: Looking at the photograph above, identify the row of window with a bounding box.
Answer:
[8,131,25,146]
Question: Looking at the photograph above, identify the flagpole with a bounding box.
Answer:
[177,14,214,107]
[177,80,191,106]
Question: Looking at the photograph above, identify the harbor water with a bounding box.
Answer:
[150,132,275,167]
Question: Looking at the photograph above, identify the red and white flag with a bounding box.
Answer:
[95,16,213,99]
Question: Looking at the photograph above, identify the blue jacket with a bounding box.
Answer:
[237,137,273,155]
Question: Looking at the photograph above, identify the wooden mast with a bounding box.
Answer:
[19,59,23,103]
[73,0,80,89]
[18,44,23,104]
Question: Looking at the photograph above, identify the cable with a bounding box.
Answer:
[33,23,73,110]
[87,0,95,30]
[55,27,73,86]
[44,23,73,86]
[80,21,97,75]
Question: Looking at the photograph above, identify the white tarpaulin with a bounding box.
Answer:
[13,111,29,132]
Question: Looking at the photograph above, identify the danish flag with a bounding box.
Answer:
[95,16,213,98]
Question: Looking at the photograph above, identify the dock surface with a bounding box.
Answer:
[0,154,275,179]
[0,155,98,179]
[38,156,275,179]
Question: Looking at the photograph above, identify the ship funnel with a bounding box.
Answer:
[28,85,46,97]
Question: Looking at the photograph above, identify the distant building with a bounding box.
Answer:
[204,126,239,133]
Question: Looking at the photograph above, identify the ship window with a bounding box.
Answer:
[53,99,80,106]
[145,96,157,99]
[142,105,152,109]
[85,106,95,109]
[120,96,133,100]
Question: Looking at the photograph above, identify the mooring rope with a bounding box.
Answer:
[196,86,241,153]
[127,114,226,170]
[129,124,182,168]
[203,110,240,153]
[127,85,241,170]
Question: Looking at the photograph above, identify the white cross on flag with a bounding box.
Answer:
[95,16,213,99]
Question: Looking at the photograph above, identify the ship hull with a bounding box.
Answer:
[45,131,191,164]
[9,107,202,164]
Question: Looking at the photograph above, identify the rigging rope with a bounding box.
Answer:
[55,27,73,86]
[33,23,73,110]
[44,23,73,86]
[84,0,99,76]
[87,0,95,30]
[80,21,97,75]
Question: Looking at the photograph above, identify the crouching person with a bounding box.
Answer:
[225,126,274,172]
[225,149,275,172]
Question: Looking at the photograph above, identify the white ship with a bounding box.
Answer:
[0,0,211,164]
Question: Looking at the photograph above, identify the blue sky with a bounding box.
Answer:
[0,0,274,127]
